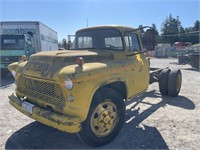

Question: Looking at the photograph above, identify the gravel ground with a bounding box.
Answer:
[0,58,200,149]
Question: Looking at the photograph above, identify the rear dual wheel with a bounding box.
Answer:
[168,69,182,96]
[159,69,171,95]
[159,69,182,97]
[78,87,125,147]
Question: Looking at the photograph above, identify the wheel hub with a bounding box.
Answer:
[98,110,114,129]
[90,101,118,137]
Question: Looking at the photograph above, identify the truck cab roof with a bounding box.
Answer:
[76,25,135,33]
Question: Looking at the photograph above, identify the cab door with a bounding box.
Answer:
[124,32,149,98]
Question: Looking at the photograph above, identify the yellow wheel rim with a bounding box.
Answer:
[90,101,118,137]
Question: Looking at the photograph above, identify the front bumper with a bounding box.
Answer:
[8,94,81,133]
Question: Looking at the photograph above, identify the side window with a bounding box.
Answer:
[104,37,123,50]
[18,39,25,48]
[125,33,141,52]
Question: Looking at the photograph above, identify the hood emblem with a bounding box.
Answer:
[26,63,49,72]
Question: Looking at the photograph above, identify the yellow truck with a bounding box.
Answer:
[8,25,182,146]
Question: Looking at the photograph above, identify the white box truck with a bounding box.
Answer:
[0,21,58,76]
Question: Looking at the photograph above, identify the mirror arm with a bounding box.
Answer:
[129,26,154,32]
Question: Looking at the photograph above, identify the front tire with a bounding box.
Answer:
[78,87,125,147]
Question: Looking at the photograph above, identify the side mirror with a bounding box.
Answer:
[146,29,155,51]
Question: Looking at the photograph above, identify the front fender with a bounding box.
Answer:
[8,61,28,79]
[8,62,19,73]
[62,70,127,122]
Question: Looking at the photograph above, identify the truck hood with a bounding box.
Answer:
[22,50,114,79]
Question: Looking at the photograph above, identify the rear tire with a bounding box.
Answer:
[78,87,125,147]
[168,69,182,97]
[159,68,171,95]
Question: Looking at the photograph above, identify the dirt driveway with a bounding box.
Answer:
[0,58,200,149]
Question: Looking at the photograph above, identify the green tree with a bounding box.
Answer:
[152,23,159,35]
[191,20,199,44]
[138,25,146,48]
[193,20,200,31]
[180,20,199,44]
[152,23,161,44]
[58,41,62,48]
[160,14,182,44]
[59,38,67,49]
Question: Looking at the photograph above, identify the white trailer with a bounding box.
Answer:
[0,21,58,76]
[0,21,58,52]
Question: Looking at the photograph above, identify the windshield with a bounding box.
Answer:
[71,29,123,51]
[0,35,25,50]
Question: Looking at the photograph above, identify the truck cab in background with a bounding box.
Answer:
[0,21,59,77]
[0,34,33,77]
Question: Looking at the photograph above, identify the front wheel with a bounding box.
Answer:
[78,87,125,147]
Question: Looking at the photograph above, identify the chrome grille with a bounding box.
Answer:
[17,76,65,109]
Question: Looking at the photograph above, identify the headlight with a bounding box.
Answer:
[11,70,16,78]
[64,79,74,90]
